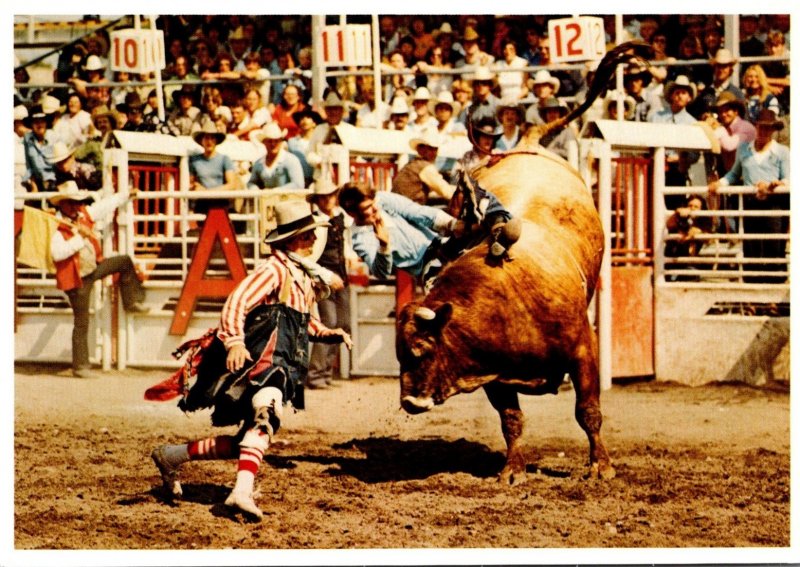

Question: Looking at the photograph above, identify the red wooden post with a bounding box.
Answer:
[169,208,248,335]
[395,269,415,312]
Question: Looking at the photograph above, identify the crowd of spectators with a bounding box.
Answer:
[14,14,791,269]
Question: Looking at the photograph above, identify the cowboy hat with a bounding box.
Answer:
[293,107,324,124]
[14,105,28,122]
[604,92,636,120]
[228,26,247,42]
[41,95,65,115]
[429,90,460,115]
[117,92,145,114]
[412,86,432,102]
[470,116,503,137]
[664,75,697,100]
[253,121,288,142]
[539,96,569,116]
[389,96,410,115]
[532,70,560,94]
[496,99,525,122]
[192,120,227,145]
[462,27,480,42]
[322,91,345,108]
[712,91,746,116]
[306,177,340,201]
[409,129,443,152]
[432,22,454,39]
[755,109,784,130]
[48,180,93,205]
[90,104,119,128]
[472,66,495,83]
[709,48,737,66]
[171,85,196,106]
[624,63,652,87]
[44,141,77,165]
[83,54,105,72]
[264,200,330,244]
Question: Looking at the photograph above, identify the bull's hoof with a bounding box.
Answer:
[585,461,616,480]
[498,466,527,485]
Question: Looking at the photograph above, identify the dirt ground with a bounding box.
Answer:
[12,362,791,556]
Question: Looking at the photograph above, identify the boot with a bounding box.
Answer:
[224,489,263,521]
[489,217,522,258]
[151,445,184,497]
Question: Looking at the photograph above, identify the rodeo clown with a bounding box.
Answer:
[147,200,352,521]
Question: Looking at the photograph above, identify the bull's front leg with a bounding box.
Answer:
[483,381,526,484]
[570,325,616,480]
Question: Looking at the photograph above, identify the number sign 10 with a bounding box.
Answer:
[548,16,606,63]
[110,29,166,74]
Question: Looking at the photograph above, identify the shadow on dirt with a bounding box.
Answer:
[265,436,567,483]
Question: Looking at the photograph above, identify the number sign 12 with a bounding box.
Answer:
[548,16,606,63]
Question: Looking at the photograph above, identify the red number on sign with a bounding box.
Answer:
[337,29,344,61]
[553,24,562,57]
[566,23,583,55]
[321,30,329,61]
[124,38,138,68]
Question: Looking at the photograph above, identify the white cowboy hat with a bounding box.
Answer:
[14,105,28,121]
[389,96,410,115]
[412,86,432,102]
[306,177,340,201]
[472,66,495,82]
[664,75,697,100]
[604,92,636,120]
[429,90,461,115]
[48,180,93,205]
[41,95,64,115]
[709,48,737,66]
[44,141,77,165]
[532,70,560,94]
[83,54,105,72]
[409,129,443,152]
[253,122,288,142]
[264,200,330,244]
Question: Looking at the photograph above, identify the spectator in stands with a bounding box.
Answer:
[649,76,699,201]
[393,129,456,205]
[624,63,660,122]
[451,79,473,125]
[409,87,438,134]
[432,91,466,136]
[521,25,545,65]
[691,49,744,119]
[287,108,322,187]
[699,25,724,86]
[468,66,501,124]
[538,97,577,161]
[191,38,215,75]
[414,45,454,97]
[307,91,356,180]
[739,15,765,59]
[383,50,416,104]
[167,86,201,137]
[761,31,790,112]
[54,92,92,148]
[398,36,417,67]
[496,39,529,103]
[409,16,436,62]
[338,181,460,281]
[647,29,671,86]
[742,64,783,124]
[379,15,401,58]
[227,27,252,71]
[49,180,147,378]
[240,52,272,111]
[163,55,200,111]
[72,104,117,171]
[110,70,136,110]
[68,55,110,112]
[495,100,524,151]
[46,141,102,191]
[433,22,460,67]
[385,96,412,132]
[202,52,242,108]
[306,178,354,390]
[455,27,494,78]
[354,75,389,130]
[21,104,58,195]
[708,110,790,283]
[242,87,272,134]
[196,87,232,135]
[664,194,712,276]
[189,121,241,217]
[525,69,560,126]
[248,123,305,191]
[14,104,30,140]
[603,91,636,121]
[705,92,756,176]
[272,84,307,139]
[671,35,704,85]
[227,100,250,140]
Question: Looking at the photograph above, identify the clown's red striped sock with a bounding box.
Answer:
[187,435,236,460]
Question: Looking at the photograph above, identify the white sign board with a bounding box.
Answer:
[547,16,605,63]
[320,24,372,67]
[109,29,166,74]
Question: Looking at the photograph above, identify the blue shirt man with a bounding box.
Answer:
[339,185,457,279]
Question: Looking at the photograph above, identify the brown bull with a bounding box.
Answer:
[397,42,652,483]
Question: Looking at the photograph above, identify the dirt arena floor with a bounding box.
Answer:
[13,362,791,554]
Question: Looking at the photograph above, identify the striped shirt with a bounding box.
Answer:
[217,250,327,349]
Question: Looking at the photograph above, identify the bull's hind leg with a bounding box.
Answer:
[569,323,615,479]
[483,382,526,484]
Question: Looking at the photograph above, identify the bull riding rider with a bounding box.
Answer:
[148,201,352,521]
[49,181,148,378]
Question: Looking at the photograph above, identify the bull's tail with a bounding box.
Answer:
[525,40,654,144]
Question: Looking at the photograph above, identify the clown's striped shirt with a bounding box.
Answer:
[217,250,327,349]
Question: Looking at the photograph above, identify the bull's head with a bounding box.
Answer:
[396,302,453,414]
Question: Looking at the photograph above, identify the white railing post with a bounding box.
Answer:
[596,140,612,391]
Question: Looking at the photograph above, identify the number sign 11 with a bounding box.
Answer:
[548,16,606,63]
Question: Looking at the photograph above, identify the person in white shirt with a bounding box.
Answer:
[408,87,438,135]
[496,39,529,102]
[495,100,524,151]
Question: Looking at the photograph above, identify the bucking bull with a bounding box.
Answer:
[397,42,653,484]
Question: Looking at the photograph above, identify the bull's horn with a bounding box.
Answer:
[415,307,436,321]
